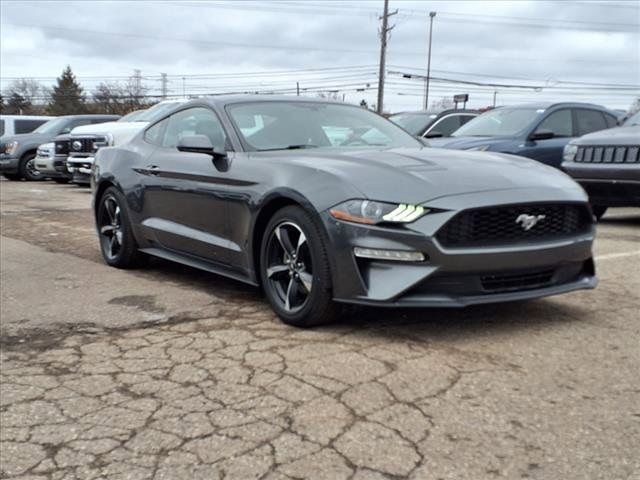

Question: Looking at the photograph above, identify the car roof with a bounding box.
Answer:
[58,114,121,119]
[500,102,609,110]
[391,109,478,116]
[193,94,350,109]
[0,115,54,120]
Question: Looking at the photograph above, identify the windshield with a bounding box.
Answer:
[33,117,70,134]
[623,112,640,127]
[389,112,437,136]
[119,109,148,122]
[136,102,182,122]
[452,107,543,137]
[227,101,422,151]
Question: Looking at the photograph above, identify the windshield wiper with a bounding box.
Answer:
[258,144,318,152]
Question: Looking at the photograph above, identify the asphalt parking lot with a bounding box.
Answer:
[1,179,639,480]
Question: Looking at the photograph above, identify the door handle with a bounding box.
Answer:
[146,165,160,175]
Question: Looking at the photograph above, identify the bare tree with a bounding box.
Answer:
[91,77,150,115]
[3,78,48,114]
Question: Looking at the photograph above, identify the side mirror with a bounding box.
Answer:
[177,135,229,171]
[424,131,443,139]
[529,129,555,141]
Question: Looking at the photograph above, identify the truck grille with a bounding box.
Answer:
[69,136,109,156]
[55,139,69,156]
[436,203,592,248]
[575,145,639,163]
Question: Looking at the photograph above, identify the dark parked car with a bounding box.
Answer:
[93,96,596,327]
[389,109,478,138]
[0,114,120,180]
[562,112,640,219]
[429,102,619,169]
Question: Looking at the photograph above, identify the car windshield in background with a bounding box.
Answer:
[227,101,422,151]
[119,109,148,122]
[136,102,182,123]
[452,108,542,137]
[623,112,640,127]
[33,117,69,134]
[389,112,438,136]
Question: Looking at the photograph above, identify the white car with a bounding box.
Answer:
[66,100,187,184]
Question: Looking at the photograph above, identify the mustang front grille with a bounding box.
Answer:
[575,145,640,163]
[436,203,592,248]
[481,269,554,293]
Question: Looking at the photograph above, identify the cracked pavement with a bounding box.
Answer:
[1,180,639,479]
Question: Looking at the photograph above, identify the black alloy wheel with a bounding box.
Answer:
[97,187,141,268]
[260,206,340,327]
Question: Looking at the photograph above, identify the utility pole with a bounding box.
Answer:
[376,0,397,115]
[133,69,142,104]
[296,82,300,96]
[182,77,186,99]
[424,11,436,110]
[161,73,168,99]
[493,90,497,107]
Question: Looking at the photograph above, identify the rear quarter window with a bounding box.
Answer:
[14,119,48,134]
[575,109,608,136]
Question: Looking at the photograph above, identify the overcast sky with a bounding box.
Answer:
[1,0,638,112]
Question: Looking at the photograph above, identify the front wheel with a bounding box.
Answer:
[97,187,142,268]
[19,153,42,181]
[260,206,341,327]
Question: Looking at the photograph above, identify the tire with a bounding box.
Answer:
[19,153,43,181]
[96,186,142,268]
[259,205,341,327]
[592,205,608,220]
[3,173,21,181]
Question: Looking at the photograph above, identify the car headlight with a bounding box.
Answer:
[5,141,19,155]
[563,143,578,162]
[466,145,490,151]
[329,200,429,225]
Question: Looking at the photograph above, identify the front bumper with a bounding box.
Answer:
[34,154,71,178]
[562,161,640,206]
[321,192,596,307]
[67,156,94,184]
[0,155,19,174]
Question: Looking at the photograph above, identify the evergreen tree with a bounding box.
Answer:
[48,66,86,115]
[0,93,5,114]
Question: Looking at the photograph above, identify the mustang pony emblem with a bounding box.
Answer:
[515,213,546,231]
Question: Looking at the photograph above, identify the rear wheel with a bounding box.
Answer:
[592,205,608,220]
[260,206,341,327]
[19,153,42,181]
[97,187,142,268]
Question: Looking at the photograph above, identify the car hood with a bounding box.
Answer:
[70,121,149,146]
[0,133,53,147]
[266,147,583,205]
[573,126,640,146]
[426,136,514,150]
[70,121,148,136]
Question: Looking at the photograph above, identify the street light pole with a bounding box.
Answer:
[424,11,436,111]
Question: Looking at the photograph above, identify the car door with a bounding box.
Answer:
[520,109,573,168]
[140,106,236,265]
[574,108,610,137]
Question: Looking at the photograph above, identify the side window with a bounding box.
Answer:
[14,119,46,134]
[604,113,618,128]
[536,109,572,137]
[162,107,227,151]
[428,115,461,136]
[575,109,608,136]
[459,115,475,127]
[144,118,168,146]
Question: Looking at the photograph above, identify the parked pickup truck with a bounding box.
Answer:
[0,114,119,180]
[66,100,185,184]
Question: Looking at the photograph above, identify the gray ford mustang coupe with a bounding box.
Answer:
[92,96,597,326]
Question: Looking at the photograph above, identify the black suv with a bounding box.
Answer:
[562,112,639,219]
[0,114,120,180]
